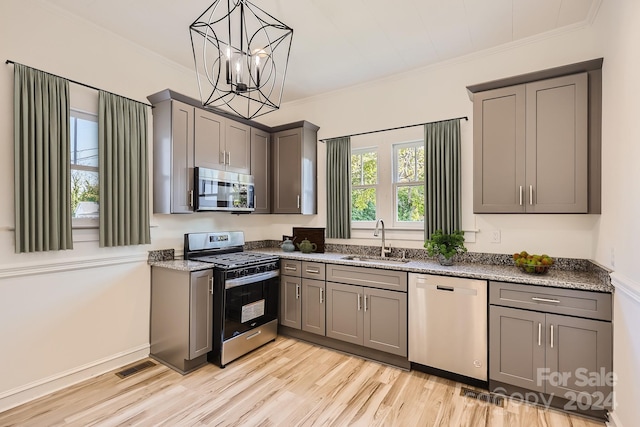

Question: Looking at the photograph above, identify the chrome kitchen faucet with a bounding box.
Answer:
[374,219,392,258]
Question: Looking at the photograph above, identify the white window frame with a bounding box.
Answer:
[70,108,99,228]
[392,140,425,229]
[350,147,378,229]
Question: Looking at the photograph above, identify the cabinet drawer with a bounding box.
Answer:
[301,261,325,280]
[489,281,611,321]
[281,260,302,276]
[326,264,407,292]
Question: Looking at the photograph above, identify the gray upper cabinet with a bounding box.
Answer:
[225,120,251,174]
[250,127,271,214]
[194,109,251,174]
[272,121,319,214]
[525,74,588,213]
[194,108,224,171]
[470,59,602,214]
[152,99,195,214]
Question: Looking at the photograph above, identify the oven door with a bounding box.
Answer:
[194,167,255,212]
[223,271,279,341]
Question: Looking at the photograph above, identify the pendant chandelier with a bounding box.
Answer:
[190,0,294,120]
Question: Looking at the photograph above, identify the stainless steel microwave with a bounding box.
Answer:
[194,167,255,212]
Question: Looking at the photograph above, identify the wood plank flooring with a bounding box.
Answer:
[0,337,605,426]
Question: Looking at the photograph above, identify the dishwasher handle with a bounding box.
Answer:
[436,285,454,292]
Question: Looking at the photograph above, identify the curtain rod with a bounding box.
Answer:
[5,60,153,108]
[319,115,468,142]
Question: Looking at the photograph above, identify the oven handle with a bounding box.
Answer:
[225,270,280,289]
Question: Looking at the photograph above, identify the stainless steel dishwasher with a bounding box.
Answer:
[408,273,488,381]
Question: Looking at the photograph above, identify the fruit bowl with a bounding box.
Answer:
[513,251,554,275]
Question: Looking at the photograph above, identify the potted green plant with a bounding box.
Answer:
[424,229,467,266]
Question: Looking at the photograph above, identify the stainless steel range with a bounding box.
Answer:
[184,231,279,368]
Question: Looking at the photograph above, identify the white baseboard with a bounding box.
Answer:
[607,411,623,427]
[0,344,150,413]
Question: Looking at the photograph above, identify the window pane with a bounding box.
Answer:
[417,146,425,181]
[351,153,362,186]
[71,115,98,167]
[361,152,377,185]
[396,146,416,182]
[397,185,424,222]
[351,188,376,221]
[71,170,99,218]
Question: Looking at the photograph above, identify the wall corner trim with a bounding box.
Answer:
[610,272,640,304]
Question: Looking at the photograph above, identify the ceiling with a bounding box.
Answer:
[44,0,600,103]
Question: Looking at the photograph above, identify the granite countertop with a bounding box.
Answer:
[150,260,214,272]
[248,249,613,293]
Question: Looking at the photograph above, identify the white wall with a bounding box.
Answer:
[1,1,638,425]
[0,0,311,411]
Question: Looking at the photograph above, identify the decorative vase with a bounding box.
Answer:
[438,254,454,266]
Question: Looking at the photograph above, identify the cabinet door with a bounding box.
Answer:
[525,73,588,213]
[280,275,302,329]
[364,288,407,357]
[250,127,271,213]
[326,282,363,345]
[189,270,213,359]
[490,306,545,392]
[194,109,225,170]
[272,128,302,213]
[225,120,251,174]
[545,314,613,407]
[170,101,195,213]
[473,85,526,213]
[302,279,326,336]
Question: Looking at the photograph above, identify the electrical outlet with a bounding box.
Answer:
[490,230,501,243]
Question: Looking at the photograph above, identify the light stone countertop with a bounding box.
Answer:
[248,249,613,293]
[150,260,214,272]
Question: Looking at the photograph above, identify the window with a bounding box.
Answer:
[393,141,424,225]
[351,149,377,222]
[70,109,99,222]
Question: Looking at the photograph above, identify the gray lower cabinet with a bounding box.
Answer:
[489,281,613,410]
[280,274,302,330]
[150,267,213,374]
[280,261,326,336]
[326,281,407,357]
[301,278,326,336]
[271,121,319,214]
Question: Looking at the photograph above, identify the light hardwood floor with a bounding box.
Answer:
[0,337,604,427]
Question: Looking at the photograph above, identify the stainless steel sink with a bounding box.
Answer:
[341,255,410,265]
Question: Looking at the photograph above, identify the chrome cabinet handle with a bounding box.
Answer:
[226,151,231,165]
[532,297,560,304]
[189,190,194,208]
[364,295,368,312]
[209,277,214,295]
[297,195,300,209]
[357,294,361,311]
[529,185,533,205]
[306,268,320,274]
[538,322,541,346]
[550,324,554,349]
[284,266,297,271]
[295,284,300,299]
[220,151,226,165]
[320,287,324,304]
[519,186,523,206]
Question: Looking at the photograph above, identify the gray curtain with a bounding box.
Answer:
[326,137,351,239]
[14,64,73,253]
[425,119,462,240]
[98,91,150,247]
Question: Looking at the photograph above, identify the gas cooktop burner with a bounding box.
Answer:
[192,252,278,269]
